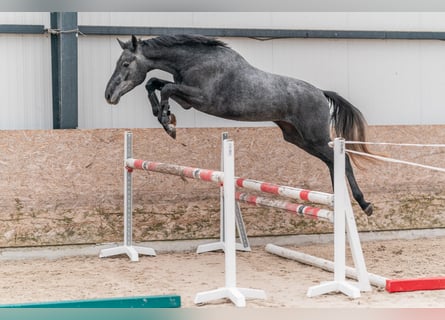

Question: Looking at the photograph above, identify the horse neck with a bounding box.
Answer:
[143,45,208,78]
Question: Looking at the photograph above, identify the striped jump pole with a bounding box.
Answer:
[126,159,224,183]
[125,159,333,207]
[125,159,335,224]
[236,192,334,223]
[235,178,333,206]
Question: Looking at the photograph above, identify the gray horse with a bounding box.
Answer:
[105,34,374,216]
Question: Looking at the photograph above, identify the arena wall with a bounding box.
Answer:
[1,126,444,247]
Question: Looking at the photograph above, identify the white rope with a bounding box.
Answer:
[345,141,445,148]
[45,28,85,36]
[346,149,445,173]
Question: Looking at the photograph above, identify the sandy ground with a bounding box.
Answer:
[0,236,444,308]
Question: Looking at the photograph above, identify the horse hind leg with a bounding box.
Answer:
[274,120,373,216]
[344,155,373,216]
[317,145,373,216]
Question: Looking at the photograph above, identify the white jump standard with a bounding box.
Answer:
[194,139,266,307]
[99,131,156,262]
[196,132,251,254]
[302,138,370,298]
[241,139,371,298]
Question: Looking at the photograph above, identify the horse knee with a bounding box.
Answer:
[145,79,155,91]
[145,78,165,92]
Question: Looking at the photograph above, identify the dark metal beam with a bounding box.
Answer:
[0,24,45,34]
[78,25,445,41]
[50,12,78,129]
[2,23,445,41]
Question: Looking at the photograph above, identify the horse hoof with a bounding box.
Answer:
[364,203,373,216]
[167,125,176,139]
[168,113,177,139]
[169,128,176,139]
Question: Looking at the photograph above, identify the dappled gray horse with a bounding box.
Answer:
[105,34,374,216]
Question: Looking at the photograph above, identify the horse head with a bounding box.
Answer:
[105,35,148,105]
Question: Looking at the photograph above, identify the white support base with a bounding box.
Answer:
[196,242,225,254]
[194,287,266,307]
[196,242,251,254]
[99,245,156,262]
[307,281,361,299]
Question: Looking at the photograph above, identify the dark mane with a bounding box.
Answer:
[142,34,228,49]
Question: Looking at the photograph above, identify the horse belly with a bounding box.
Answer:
[201,100,282,122]
[204,81,285,121]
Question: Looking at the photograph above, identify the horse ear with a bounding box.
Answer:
[117,38,126,50]
[131,35,138,51]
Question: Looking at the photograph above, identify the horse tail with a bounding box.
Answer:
[323,90,374,168]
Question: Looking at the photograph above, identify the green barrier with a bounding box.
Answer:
[0,295,181,308]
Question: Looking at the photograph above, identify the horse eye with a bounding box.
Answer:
[122,61,130,67]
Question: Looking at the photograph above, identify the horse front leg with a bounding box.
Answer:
[158,101,177,139]
[159,83,206,139]
[145,78,177,138]
[145,78,173,117]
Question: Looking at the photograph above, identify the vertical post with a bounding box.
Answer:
[195,139,266,307]
[220,132,229,243]
[99,131,156,261]
[223,139,236,288]
[306,138,360,298]
[124,131,133,247]
[345,198,372,291]
[333,138,346,283]
[195,132,228,253]
[50,12,78,129]
[196,132,250,253]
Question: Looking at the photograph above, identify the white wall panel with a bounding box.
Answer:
[345,13,422,31]
[419,13,445,31]
[4,12,445,130]
[78,12,194,27]
[0,34,52,129]
[0,12,49,26]
[348,40,423,125]
[192,12,272,28]
[271,12,349,29]
[271,39,349,94]
[0,13,51,130]
[419,41,445,124]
